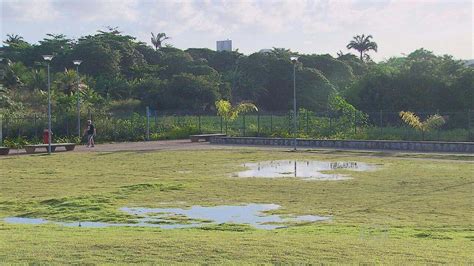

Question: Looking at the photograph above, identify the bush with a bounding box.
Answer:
[3,136,30,148]
[150,125,200,140]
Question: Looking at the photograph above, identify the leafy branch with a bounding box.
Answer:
[399,111,445,140]
[215,100,258,134]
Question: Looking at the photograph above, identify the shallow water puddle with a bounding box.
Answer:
[4,204,329,230]
[236,160,376,180]
[3,217,127,228]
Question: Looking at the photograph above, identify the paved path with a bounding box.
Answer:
[76,139,214,152]
[5,140,219,155]
[3,139,473,162]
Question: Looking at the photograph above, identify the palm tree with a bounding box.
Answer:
[27,69,47,91]
[399,111,445,140]
[55,69,79,95]
[346,34,378,61]
[215,100,258,134]
[4,34,25,46]
[150,32,170,50]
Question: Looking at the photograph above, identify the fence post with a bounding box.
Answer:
[468,109,472,140]
[113,117,117,142]
[288,111,292,135]
[379,110,383,135]
[328,111,332,134]
[243,114,246,137]
[220,116,223,133]
[198,114,201,133]
[34,114,37,138]
[5,116,8,140]
[257,112,260,136]
[146,106,150,141]
[154,110,158,132]
[130,113,134,141]
[66,115,69,136]
[17,117,20,139]
[305,112,309,134]
[354,110,357,134]
[270,113,273,133]
[0,114,2,145]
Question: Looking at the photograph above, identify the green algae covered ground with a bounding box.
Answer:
[0,148,473,263]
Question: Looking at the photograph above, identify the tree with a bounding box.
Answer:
[215,99,258,134]
[55,69,79,95]
[151,32,170,50]
[2,34,34,64]
[86,29,146,79]
[296,67,337,111]
[72,39,121,78]
[133,77,165,108]
[399,111,445,140]
[270,47,293,59]
[161,73,221,110]
[299,54,354,91]
[159,50,194,79]
[346,34,378,61]
[4,34,28,47]
[24,68,47,91]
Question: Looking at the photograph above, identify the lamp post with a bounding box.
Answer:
[43,55,54,154]
[73,60,82,137]
[290,56,298,151]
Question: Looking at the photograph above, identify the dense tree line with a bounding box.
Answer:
[0,29,472,117]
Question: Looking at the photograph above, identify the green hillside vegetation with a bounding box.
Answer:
[1,29,472,118]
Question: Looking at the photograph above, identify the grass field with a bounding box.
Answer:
[0,148,473,263]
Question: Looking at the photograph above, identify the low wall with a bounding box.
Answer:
[210,137,474,153]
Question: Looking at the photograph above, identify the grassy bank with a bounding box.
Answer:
[0,149,473,263]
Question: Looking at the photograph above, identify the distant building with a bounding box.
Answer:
[464,59,474,67]
[259,49,272,54]
[216,40,232,52]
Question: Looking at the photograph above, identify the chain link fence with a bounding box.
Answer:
[1,109,473,144]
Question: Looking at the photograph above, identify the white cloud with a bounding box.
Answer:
[2,0,60,21]
[2,0,140,23]
[55,0,140,22]
[2,0,472,59]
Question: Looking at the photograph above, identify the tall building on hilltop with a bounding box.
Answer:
[216,40,232,52]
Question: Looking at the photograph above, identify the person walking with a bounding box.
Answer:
[83,120,96,148]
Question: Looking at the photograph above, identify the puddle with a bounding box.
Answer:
[235,160,376,180]
[3,204,329,230]
[4,217,48,225]
[121,204,329,229]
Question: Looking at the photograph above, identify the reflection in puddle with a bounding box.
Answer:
[3,204,330,230]
[236,160,376,180]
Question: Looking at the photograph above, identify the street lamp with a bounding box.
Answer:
[73,60,82,137]
[43,55,54,154]
[290,56,298,151]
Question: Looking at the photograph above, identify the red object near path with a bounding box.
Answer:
[43,129,52,144]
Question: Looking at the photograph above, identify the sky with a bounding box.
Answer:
[1,0,472,61]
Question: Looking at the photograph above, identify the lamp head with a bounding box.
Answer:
[42,55,54,61]
[73,60,82,66]
[290,56,299,64]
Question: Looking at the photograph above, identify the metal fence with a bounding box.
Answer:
[1,109,473,144]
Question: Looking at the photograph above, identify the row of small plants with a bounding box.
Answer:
[1,136,81,149]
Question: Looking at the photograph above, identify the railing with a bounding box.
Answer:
[1,109,472,144]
